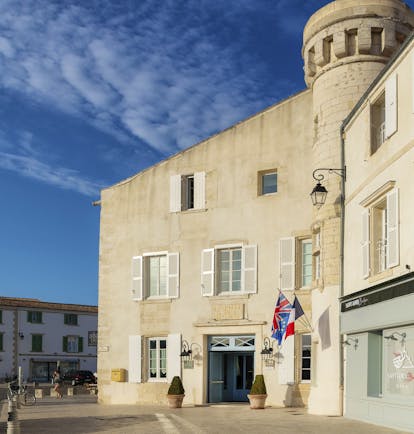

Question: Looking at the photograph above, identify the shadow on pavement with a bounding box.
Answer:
[0,414,157,434]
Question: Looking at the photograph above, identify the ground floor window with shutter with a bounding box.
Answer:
[300,334,311,382]
[201,244,257,296]
[361,185,399,278]
[148,337,167,381]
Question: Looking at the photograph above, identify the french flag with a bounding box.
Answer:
[285,307,295,339]
[285,296,304,340]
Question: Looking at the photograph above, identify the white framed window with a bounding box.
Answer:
[361,186,399,278]
[148,255,167,297]
[258,169,277,195]
[148,337,167,381]
[279,237,313,291]
[131,252,179,301]
[170,172,205,212]
[370,74,397,154]
[300,334,311,382]
[217,247,242,293]
[201,244,257,296]
[301,239,313,287]
[182,174,194,210]
[370,92,385,154]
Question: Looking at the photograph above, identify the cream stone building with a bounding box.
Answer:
[341,32,414,431]
[97,0,414,423]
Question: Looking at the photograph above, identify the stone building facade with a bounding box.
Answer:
[97,0,414,424]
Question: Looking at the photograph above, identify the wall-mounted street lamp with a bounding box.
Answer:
[260,337,273,361]
[343,337,359,350]
[180,340,192,361]
[384,332,406,342]
[310,168,346,208]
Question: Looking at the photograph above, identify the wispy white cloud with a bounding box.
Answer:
[0,0,298,158]
[0,152,102,196]
[0,130,103,196]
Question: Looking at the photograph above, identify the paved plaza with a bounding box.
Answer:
[0,396,411,434]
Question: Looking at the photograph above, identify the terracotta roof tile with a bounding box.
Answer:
[0,297,98,313]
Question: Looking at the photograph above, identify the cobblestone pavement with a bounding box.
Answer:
[1,396,411,434]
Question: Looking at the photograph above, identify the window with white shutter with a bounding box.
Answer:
[201,249,215,296]
[167,333,181,382]
[170,172,206,212]
[194,172,206,210]
[132,252,179,300]
[167,253,180,298]
[201,244,258,296]
[242,245,257,294]
[361,186,399,278]
[170,175,182,212]
[385,74,397,138]
[129,335,142,383]
[386,188,399,268]
[412,53,414,113]
[132,256,143,301]
[362,209,370,279]
[280,237,295,291]
[278,334,295,385]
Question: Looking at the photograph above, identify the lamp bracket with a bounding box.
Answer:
[312,168,346,182]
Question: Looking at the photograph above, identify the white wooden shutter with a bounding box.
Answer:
[167,333,181,382]
[386,188,399,268]
[278,335,295,385]
[412,53,414,113]
[132,256,143,301]
[167,252,180,298]
[362,209,370,279]
[128,335,142,383]
[242,245,257,294]
[385,74,397,138]
[194,171,206,210]
[201,248,215,296]
[280,237,295,291]
[170,175,182,212]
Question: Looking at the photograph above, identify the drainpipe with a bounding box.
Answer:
[338,125,346,416]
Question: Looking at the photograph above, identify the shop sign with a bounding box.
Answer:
[385,329,414,396]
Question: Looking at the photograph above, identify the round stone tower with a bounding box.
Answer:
[302,0,414,415]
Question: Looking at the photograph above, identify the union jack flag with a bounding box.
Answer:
[271,291,292,345]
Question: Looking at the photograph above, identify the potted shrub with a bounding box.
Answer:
[247,374,267,409]
[166,376,185,408]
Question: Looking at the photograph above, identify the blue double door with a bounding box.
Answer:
[208,352,254,402]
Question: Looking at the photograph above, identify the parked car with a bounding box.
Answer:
[62,370,96,386]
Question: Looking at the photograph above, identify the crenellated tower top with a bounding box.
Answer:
[303,0,414,87]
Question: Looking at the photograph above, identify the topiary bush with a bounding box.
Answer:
[167,376,185,395]
[249,374,267,395]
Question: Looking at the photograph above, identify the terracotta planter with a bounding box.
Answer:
[247,393,267,409]
[166,394,185,408]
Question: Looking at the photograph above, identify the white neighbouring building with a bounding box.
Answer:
[341,31,414,432]
[96,0,414,428]
[0,297,98,382]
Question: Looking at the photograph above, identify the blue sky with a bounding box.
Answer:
[1,0,413,306]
